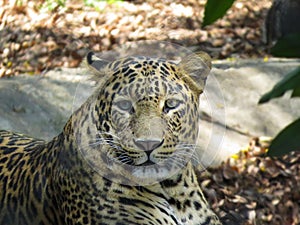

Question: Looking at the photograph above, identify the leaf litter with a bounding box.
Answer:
[1,0,272,77]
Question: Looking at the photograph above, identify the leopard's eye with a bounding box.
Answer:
[165,99,182,110]
[115,100,133,112]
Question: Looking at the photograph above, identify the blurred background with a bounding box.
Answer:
[0,0,273,77]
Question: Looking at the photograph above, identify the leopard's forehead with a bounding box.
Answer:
[103,56,188,99]
[107,56,178,79]
[107,56,176,70]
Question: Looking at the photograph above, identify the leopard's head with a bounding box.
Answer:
[71,52,211,184]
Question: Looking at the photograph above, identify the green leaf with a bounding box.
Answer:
[202,0,235,27]
[271,33,300,58]
[258,66,300,104]
[267,118,300,157]
[292,87,300,97]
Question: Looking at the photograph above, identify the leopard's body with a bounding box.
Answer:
[0,51,221,225]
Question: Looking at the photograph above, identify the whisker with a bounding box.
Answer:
[172,151,203,166]
[100,132,121,140]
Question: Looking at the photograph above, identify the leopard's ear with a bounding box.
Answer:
[85,51,111,77]
[179,51,211,94]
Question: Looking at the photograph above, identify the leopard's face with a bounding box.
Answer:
[102,58,199,166]
[74,52,211,184]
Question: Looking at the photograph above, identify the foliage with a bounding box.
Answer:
[259,66,300,103]
[265,118,300,156]
[203,0,300,156]
[271,33,300,58]
[258,33,300,157]
[202,0,235,27]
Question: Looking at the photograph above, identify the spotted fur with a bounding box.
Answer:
[0,52,221,225]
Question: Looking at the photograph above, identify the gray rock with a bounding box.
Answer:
[0,59,299,166]
[0,68,92,140]
[198,58,300,166]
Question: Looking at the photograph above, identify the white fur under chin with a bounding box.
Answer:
[132,165,179,183]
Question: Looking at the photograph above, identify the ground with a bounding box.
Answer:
[198,140,300,225]
[1,0,272,76]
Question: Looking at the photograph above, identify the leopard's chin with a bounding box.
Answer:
[132,165,172,181]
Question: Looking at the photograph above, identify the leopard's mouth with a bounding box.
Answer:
[136,159,155,166]
[114,153,156,166]
[108,141,173,167]
[113,147,160,167]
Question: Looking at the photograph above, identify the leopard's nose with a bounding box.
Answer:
[133,139,164,152]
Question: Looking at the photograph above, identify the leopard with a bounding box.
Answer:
[0,51,222,225]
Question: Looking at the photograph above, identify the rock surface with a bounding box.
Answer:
[0,58,299,166]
